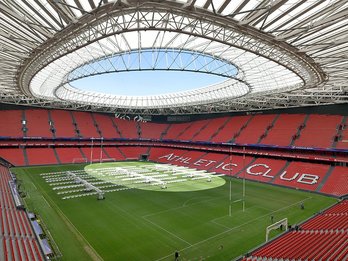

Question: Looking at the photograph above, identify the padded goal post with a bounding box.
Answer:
[266,218,288,242]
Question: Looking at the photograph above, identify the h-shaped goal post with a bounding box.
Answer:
[266,218,288,242]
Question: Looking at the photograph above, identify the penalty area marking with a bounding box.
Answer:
[182,196,212,207]
[155,197,313,261]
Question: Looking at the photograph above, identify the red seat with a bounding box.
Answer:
[320,166,348,196]
[261,114,305,146]
[294,115,342,149]
[235,115,276,144]
[50,110,76,137]
[73,111,100,138]
[211,115,251,143]
[25,109,52,137]
[113,118,139,139]
[139,121,168,139]
[26,148,58,165]
[93,113,121,138]
[272,161,329,191]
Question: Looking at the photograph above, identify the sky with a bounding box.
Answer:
[71,71,225,96]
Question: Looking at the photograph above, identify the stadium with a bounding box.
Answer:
[0,0,348,260]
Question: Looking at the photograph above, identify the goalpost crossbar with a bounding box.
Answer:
[266,218,288,242]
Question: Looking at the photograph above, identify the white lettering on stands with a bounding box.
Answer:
[158,153,175,160]
[158,154,191,164]
[194,159,207,166]
[215,162,225,169]
[279,171,299,181]
[222,163,237,171]
[297,174,319,185]
[246,164,274,178]
[205,160,217,167]
[175,156,191,164]
[193,159,217,167]
[157,154,320,186]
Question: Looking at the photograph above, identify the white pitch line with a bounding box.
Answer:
[142,195,229,219]
[154,197,312,261]
[143,216,192,246]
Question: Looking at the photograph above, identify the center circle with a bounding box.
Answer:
[84,162,226,192]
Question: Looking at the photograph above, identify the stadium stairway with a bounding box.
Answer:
[93,113,120,138]
[160,123,172,140]
[320,166,348,196]
[91,113,103,137]
[113,118,139,139]
[47,110,56,138]
[138,122,168,140]
[197,153,229,172]
[294,114,343,149]
[101,147,111,159]
[332,116,347,148]
[289,114,309,146]
[80,147,111,163]
[266,161,290,184]
[116,147,127,159]
[102,147,126,161]
[50,110,77,138]
[72,111,100,138]
[257,114,280,144]
[229,115,254,143]
[145,146,151,156]
[235,115,276,144]
[190,120,212,141]
[336,116,348,149]
[262,114,306,147]
[236,158,287,183]
[69,111,80,137]
[272,161,330,192]
[21,110,27,137]
[52,148,61,164]
[210,116,251,143]
[110,117,123,138]
[24,110,52,138]
[78,148,88,161]
[22,148,29,166]
[178,120,211,141]
[199,117,230,142]
[55,148,85,164]
[162,122,191,140]
[315,165,335,192]
[186,151,209,169]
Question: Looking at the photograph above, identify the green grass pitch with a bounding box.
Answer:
[12,161,337,261]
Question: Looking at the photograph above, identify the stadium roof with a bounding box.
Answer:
[1,0,348,115]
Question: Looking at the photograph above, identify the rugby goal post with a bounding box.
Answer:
[266,218,288,242]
